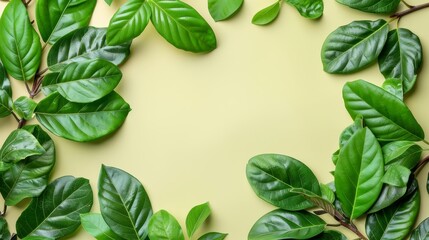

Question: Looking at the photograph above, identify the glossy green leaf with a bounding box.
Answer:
[35,92,131,142]
[336,0,400,13]
[186,202,211,237]
[366,188,420,240]
[36,0,97,44]
[13,96,37,120]
[285,0,323,19]
[309,230,347,240]
[252,1,281,26]
[208,0,243,21]
[382,78,403,100]
[331,149,339,165]
[42,59,122,103]
[0,125,55,206]
[148,210,184,240]
[0,129,45,163]
[320,183,335,203]
[0,0,41,80]
[16,176,93,239]
[382,141,422,169]
[107,0,151,45]
[105,0,113,5]
[81,213,125,240]
[322,19,388,74]
[369,182,407,213]
[248,209,326,240]
[198,232,228,240]
[411,217,429,240]
[382,165,410,187]
[148,0,217,52]
[99,165,152,240]
[339,115,363,148]
[0,218,11,240]
[246,154,321,211]
[290,188,338,218]
[0,89,12,118]
[0,61,11,96]
[48,27,131,72]
[41,72,60,95]
[343,80,424,141]
[335,127,384,219]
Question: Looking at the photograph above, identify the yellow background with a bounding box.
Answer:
[1,0,429,239]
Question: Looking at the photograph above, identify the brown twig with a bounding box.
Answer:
[391,2,429,19]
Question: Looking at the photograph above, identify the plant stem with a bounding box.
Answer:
[0,204,6,216]
[391,2,429,19]
[401,0,415,8]
[414,155,429,175]
[334,214,368,240]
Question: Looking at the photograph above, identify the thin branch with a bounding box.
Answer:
[414,155,429,175]
[11,111,20,122]
[391,2,429,19]
[401,0,415,8]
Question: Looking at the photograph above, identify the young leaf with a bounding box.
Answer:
[252,1,281,26]
[35,92,131,142]
[0,0,41,81]
[0,125,55,206]
[148,210,184,240]
[0,129,45,163]
[309,230,347,240]
[320,183,335,203]
[368,184,407,213]
[248,209,326,240]
[378,28,422,93]
[285,0,323,19]
[16,176,93,239]
[411,217,429,240]
[339,115,363,148]
[36,0,97,45]
[147,0,217,52]
[48,27,131,72]
[80,213,125,240]
[382,165,410,187]
[98,165,152,240]
[336,0,400,14]
[321,19,388,74]
[107,0,151,46]
[335,127,384,219]
[0,61,11,96]
[382,141,422,169]
[290,188,338,217]
[343,80,425,141]
[382,78,403,100]
[42,59,122,103]
[0,218,11,240]
[246,154,321,211]
[105,0,113,5]
[198,232,228,240]
[0,89,12,118]
[208,0,244,22]
[186,202,211,238]
[13,96,37,120]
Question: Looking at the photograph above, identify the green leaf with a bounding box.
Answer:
[368,184,407,213]
[99,165,152,240]
[339,115,363,148]
[336,0,400,14]
[411,217,429,240]
[35,92,131,142]
[42,59,122,103]
[148,210,184,240]
[382,165,410,187]
[0,89,12,118]
[285,0,323,19]
[208,0,243,21]
[382,141,422,169]
[309,230,347,240]
[48,27,131,72]
[248,209,326,240]
[107,0,151,45]
[186,202,211,237]
[321,19,388,74]
[382,78,403,100]
[36,0,97,45]
[0,61,11,96]
[320,183,335,203]
[246,154,321,211]
[252,1,281,26]
[81,213,125,240]
[147,0,217,52]
[366,187,420,240]
[0,129,45,163]
[13,96,37,120]
[198,232,228,240]
[0,218,11,240]
[16,176,93,239]
[331,149,339,165]
[335,127,384,219]
[0,125,55,206]
[105,0,113,5]
[0,0,41,80]
[290,188,338,218]
[343,80,425,141]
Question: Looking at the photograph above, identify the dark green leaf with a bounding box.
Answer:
[320,183,335,203]
[382,141,422,169]
[368,183,407,213]
[48,27,131,72]
[0,61,11,96]
[198,232,228,240]
[411,217,429,240]
[322,19,388,74]
[378,28,422,93]
[285,0,323,19]
[148,0,217,52]
[13,96,37,120]
[42,59,122,103]
[382,78,403,100]
[208,0,243,21]
[36,0,97,44]
[0,0,41,80]
[336,0,400,14]
[309,230,347,240]
[81,213,125,240]
[246,154,321,211]
[186,202,211,237]
[339,115,363,148]
[0,129,45,163]
[99,165,152,240]
[248,209,326,240]
[0,89,12,118]
[252,1,281,26]
[343,80,424,141]
[0,218,11,240]
[335,127,384,219]
[16,176,93,239]
[35,92,131,142]
[290,188,338,218]
[107,0,151,45]
[148,210,184,240]
[382,165,410,187]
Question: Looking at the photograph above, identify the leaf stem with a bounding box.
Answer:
[423,139,429,145]
[414,155,429,175]
[390,2,429,19]
[11,112,19,123]
[401,0,415,8]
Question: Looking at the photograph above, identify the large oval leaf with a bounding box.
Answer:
[252,1,281,26]
[35,92,131,142]
[411,217,429,240]
[378,28,422,94]
[0,0,41,80]
[248,209,326,240]
[99,165,152,240]
[148,0,217,52]
[368,184,407,213]
[148,210,184,240]
[81,213,125,240]
[285,0,323,19]
[186,202,211,238]
[321,19,388,74]
[36,0,97,44]
[48,27,131,72]
[246,154,321,211]
[0,129,45,163]
[335,127,384,219]
[0,61,11,96]
[208,0,243,21]
[0,89,12,118]
[343,80,424,141]
[16,176,93,239]
[336,0,400,13]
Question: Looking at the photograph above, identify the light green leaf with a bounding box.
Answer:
[382,78,403,100]
[368,183,407,213]
[320,183,335,203]
[252,1,281,26]
[411,217,429,240]
[0,218,11,240]
[336,0,400,14]
[322,19,388,74]
[13,96,37,120]
[332,149,339,165]
[382,165,410,187]
[309,230,347,240]
[208,0,243,21]
[0,129,45,163]
[339,115,363,148]
[186,202,211,238]
[285,0,323,19]
[198,232,228,240]
[382,141,422,169]
[105,0,113,5]
[148,210,184,240]
[0,89,12,118]
[81,213,125,240]
[0,61,11,96]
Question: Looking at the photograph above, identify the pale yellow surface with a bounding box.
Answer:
[0,0,429,239]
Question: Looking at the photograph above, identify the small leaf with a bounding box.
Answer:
[208,0,243,21]
[0,129,45,163]
[252,1,281,26]
[248,209,326,240]
[285,0,323,19]
[382,165,410,187]
[382,141,422,169]
[320,183,335,203]
[105,0,113,5]
[309,230,347,240]
[0,61,11,96]
[186,202,211,238]
[198,232,228,240]
[339,115,363,148]
[410,217,429,240]
[332,149,339,165]
[0,89,12,118]
[80,213,125,240]
[0,218,11,240]
[382,78,403,100]
[290,188,338,218]
[322,19,388,74]
[368,184,407,213]
[13,96,37,120]
[148,210,184,240]
[336,0,400,14]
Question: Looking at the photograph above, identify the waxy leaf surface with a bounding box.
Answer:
[80,213,125,240]
[336,0,400,13]
[208,0,243,21]
[148,210,184,240]
[252,1,281,26]
[411,217,429,240]
[186,202,211,237]
[286,0,323,19]
[0,129,45,163]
